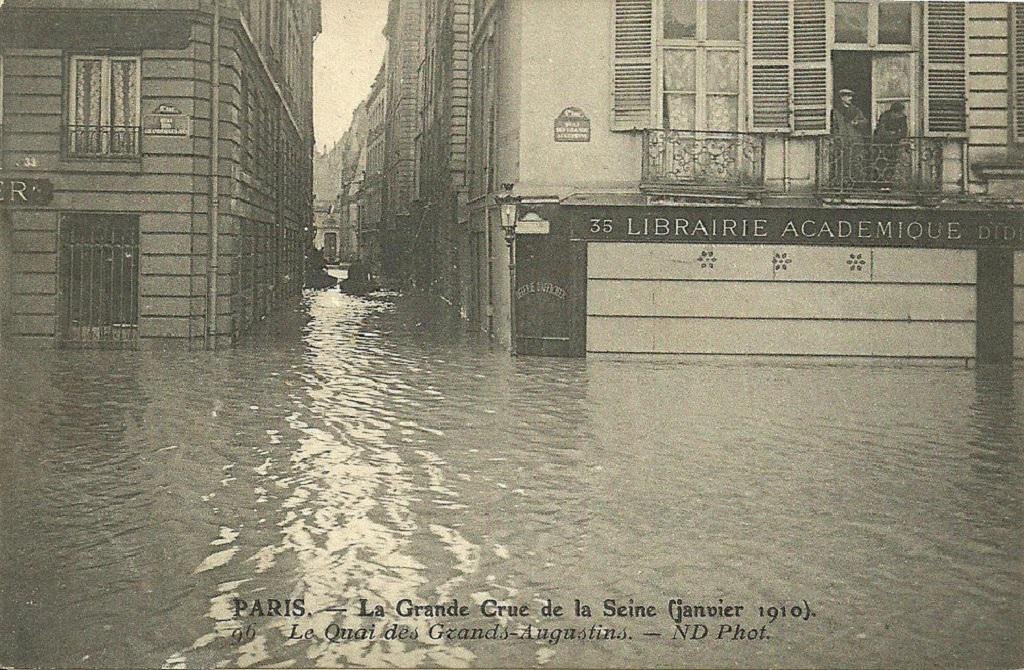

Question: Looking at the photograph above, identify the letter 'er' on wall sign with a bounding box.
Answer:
[0,178,54,206]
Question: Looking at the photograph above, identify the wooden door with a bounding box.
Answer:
[513,232,585,357]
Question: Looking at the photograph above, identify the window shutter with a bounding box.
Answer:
[612,0,653,131]
[748,0,791,132]
[791,0,829,135]
[924,1,966,136]
[1013,4,1024,143]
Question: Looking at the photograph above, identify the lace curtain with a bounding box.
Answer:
[74,59,103,127]
[73,58,138,128]
[110,59,139,127]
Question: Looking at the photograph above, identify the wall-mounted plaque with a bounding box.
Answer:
[554,107,591,142]
[143,105,191,137]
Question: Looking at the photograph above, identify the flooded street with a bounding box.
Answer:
[1,291,1021,669]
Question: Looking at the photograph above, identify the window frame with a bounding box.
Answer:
[833,0,919,52]
[870,51,919,136]
[831,2,922,136]
[654,0,745,132]
[66,53,142,158]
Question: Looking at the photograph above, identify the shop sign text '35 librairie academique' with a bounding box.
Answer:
[573,206,1024,249]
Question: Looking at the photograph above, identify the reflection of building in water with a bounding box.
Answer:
[390,0,1023,360]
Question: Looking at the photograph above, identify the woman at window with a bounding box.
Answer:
[872,102,908,187]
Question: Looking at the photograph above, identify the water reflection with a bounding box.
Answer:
[0,292,1021,669]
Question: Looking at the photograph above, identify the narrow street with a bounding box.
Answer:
[1,290,1021,668]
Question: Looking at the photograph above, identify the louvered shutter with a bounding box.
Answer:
[791,0,829,134]
[924,1,966,136]
[748,0,791,132]
[612,0,654,131]
[1013,4,1024,143]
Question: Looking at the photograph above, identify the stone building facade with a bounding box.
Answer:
[381,0,423,282]
[358,65,387,277]
[0,0,319,349]
[411,0,472,304]
[458,0,1024,360]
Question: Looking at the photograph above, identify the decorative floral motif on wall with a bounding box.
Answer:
[847,253,866,272]
[698,249,717,270]
[772,252,791,272]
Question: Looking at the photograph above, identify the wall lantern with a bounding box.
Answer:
[493,183,521,355]
[495,183,521,247]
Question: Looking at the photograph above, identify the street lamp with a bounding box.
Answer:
[494,184,521,355]
[496,183,519,246]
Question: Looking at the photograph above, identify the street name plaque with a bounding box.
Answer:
[554,107,591,142]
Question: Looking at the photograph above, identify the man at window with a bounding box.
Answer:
[830,89,869,186]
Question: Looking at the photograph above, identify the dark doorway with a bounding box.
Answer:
[513,221,585,357]
[59,213,139,348]
[323,232,338,261]
[832,51,873,127]
[976,248,1015,363]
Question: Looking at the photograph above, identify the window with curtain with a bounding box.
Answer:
[660,0,742,131]
[67,55,140,156]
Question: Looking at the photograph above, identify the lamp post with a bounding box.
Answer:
[495,184,520,355]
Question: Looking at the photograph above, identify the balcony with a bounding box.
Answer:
[816,136,944,201]
[64,125,141,158]
[641,129,765,199]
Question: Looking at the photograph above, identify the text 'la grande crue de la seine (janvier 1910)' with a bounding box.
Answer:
[226,595,821,647]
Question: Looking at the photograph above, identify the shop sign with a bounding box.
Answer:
[516,212,550,235]
[0,178,54,206]
[516,281,567,300]
[554,107,590,142]
[573,206,1024,249]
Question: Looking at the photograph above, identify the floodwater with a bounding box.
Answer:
[1,291,1021,669]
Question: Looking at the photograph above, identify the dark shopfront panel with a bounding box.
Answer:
[514,232,585,357]
[511,204,1022,360]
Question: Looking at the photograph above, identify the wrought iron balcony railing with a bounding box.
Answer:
[642,129,766,195]
[817,136,943,198]
[64,125,141,158]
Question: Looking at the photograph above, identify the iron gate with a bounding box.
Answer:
[59,214,139,348]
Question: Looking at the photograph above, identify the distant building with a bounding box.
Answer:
[342,155,364,262]
[0,0,321,349]
[313,200,339,263]
[412,0,472,308]
[456,0,1024,360]
[358,65,388,277]
[381,0,423,282]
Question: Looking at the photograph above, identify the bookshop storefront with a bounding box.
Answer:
[510,203,1023,361]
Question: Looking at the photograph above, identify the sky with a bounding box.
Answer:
[313,1,389,151]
